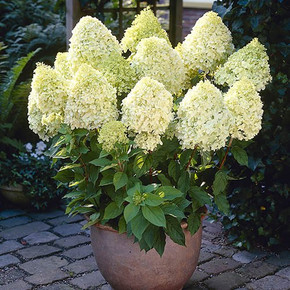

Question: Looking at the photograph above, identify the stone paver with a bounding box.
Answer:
[213,246,237,257]
[199,257,241,274]
[53,235,90,249]
[0,254,20,268]
[20,256,69,274]
[0,216,32,228]
[198,249,216,264]
[47,215,83,226]
[266,251,290,267]
[64,256,97,274]
[28,210,64,220]
[38,283,75,290]
[0,222,50,239]
[25,269,69,285]
[276,266,290,280]
[233,250,258,264]
[0,280,32,290]
[62,244,93,260]
[23,231,59,245]
[70,271,106,289]
[0,240,24,255]
[53,223,82,237]
[0,209,26,219]
[0,267,26,285]
[17,245,61,259]
[246,275,290,290]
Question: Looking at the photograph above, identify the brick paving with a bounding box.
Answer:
[0,207,289,289]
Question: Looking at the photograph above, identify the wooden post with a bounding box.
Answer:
[169,0,183,47]
[66,0,83,48]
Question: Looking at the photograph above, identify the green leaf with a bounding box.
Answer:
[156,186,184,200]
[124,203,140,223]
[143,225,159,248]
[157,174,171,186]
[161,203,186,219]
[177,171,190,193]
[142,205,166,227]
[175,197,191,210]
[165,215,185,246]
[90,158,112,167]
[103,202,123,220]
[213,171,228,195]
[215,194,230,215]
[130,212,149,240]
[144,193,163,206]
[89,165,99,185]
[168,160,180,182]
[113,172,128,191]
[82,212,100,229]
[180,150,193,168]
[189,186,211,205]
[54,169,74,183]
[187,212,201,235]
[118,216,126,234]
[100,174,114,186]
[153,228,166,256]
[231,146,248,166]
[133,153,152,177]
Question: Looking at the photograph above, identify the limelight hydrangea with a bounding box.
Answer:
[98,121,129,152]
[121,7,170,54]
[176,80,232,151]
[65,64,118,130]
[131,37,185,94]
[215,38,272,91]
[224,79,263,140]
[180,11,234,76]
[54,52,72,80]
[28,63,68,140]
[68,16,136,94]
[121,77,173,151]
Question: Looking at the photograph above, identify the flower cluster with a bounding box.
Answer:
[214,38,272,91]
[121,77,173,151]
[177,80,232,151]
[180,11,234,77]
[98,121,129,152]
[131,37,185,94]
[68,16,136,94]
[65,64,118,130]
[121,7,170,54]
[54,52,72,80]
[28,63,67,140]
[224,79,263,140]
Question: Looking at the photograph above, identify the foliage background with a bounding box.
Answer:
[212,0,289,249]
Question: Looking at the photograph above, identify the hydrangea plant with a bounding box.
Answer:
[27,10,271,255]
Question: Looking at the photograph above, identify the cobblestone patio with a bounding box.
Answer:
[0,208,289,290]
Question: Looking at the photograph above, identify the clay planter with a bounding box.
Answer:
[0,184,30,207]
[90,222,202,290]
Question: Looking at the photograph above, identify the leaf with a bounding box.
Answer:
[180,150,193,168]
[53,169,74,183]
[143,225,159,248]
[90,158,112,167]
[212,171,228,195]
[113,172,128,191]
[100,174,114,186]
[82,212,100,229]
[168,160,180,182]
[130,212,149,240]
[144,193,163,206]
[231,146,248,166]
[156,186,184,200]
[89,165,99,185]
[103,202,123,220]
[133,153,152,177]
[189,186,211,205]
[153,228,166,256]
[142,205,166,227]
[215,194,230,215]
[177,171,190,193]
[124,203,140,223]
[175,197,191,210]
[165,215,185,246]
[161,203,186,219]
[157,174,171,186]
[187,212,201,235]
[118,216,126,234]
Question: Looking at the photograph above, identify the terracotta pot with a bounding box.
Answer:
[0,184,30,207]
[90,221,202,290]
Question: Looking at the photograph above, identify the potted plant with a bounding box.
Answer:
[27,8,271,290]
[0,141,67,210]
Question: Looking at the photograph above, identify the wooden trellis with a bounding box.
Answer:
[66,0,183,47]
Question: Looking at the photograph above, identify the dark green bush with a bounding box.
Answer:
[212,0,289,249]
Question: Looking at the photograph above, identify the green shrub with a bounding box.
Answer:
[212,0,289,249]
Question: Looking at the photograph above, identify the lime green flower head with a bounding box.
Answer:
[224,79,263,140]
[54,52,72,80]
[180,11,234,76]
[215,38,272,91]
[65,64,118,130]
[98,121,129,152]
[177,80,232,151]
[121,7,170,54]
[131,37,185,94]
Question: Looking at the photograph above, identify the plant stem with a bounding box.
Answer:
[80,156,89,182]
[219,137,233,170]
[185,146,197,170]
[117,160,123,172]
